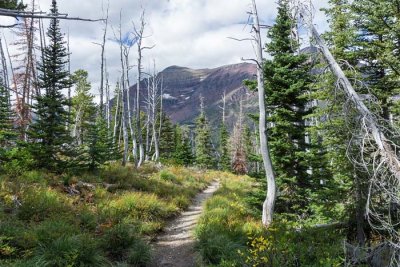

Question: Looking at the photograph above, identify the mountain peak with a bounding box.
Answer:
[159,63,256,124]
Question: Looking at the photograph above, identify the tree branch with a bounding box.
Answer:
[0,9,105,22]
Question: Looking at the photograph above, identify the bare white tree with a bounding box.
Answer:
[296,1,400,264]
[133,9,155,167]
[250,0,277,227]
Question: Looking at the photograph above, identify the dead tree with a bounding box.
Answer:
[249,0,277,227]
[133,10,155,167]
[0,7,104,22]
[99,1,109,116]
[150,61,160,162]
[231,98,247,175]
[219,90,227,124]
[145,76,151,161]
[114,13,130,166]
[296,1,400,264]
[112,82,121,142]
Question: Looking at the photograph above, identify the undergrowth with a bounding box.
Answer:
[195,174,345,266]
[0,163,214,266]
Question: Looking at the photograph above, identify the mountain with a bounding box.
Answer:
[130,63,257,128]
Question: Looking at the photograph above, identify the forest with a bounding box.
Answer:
[0,0,400,266]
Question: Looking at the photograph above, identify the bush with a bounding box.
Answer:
[17,188,70,222]
[18,171,47,185]
[126,240,151,266]
[1,148,35,177]
[32,234,107,267]
[0,219,34,258]
[100,223,150,265]
[159,170,178,183]
[103,192,177,223]
[100,223,137,260]
[34,218,79,245]
[197,229,245,265]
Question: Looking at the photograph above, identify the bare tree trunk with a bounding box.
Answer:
[304,16,400,179]
[251,0,276,227]
[67,30,71,129]
[121,82,129,166]
[145,77,151,161]
[221,90,226,124]
[99,2,109,116]
[124,48,136,162]
[0,37,10,93]
[116,14,129,166]
[158,75,163,140]
[105,62,111,129]
[133,10,153,167]
[151,62,160,162]
[113,83,121,141]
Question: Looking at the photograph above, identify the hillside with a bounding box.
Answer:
[128,63,257,127]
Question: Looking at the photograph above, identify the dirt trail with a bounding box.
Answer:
[148,180,220,267]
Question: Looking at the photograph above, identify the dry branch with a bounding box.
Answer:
[0,8,104,22]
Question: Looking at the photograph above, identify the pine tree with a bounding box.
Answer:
[28,0,72,171]
[264,0,313,214]
[195,113,214,169]
[318,0,373,246]
[0,79,16,155]
[173,125,194,166]
[86,116,117,171]
[71,69,97,145]
[352,0,400,121]
[0,0,25,9]
[158,113,175,160]
[219,123,230,171]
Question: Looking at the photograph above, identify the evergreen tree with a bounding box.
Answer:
[86,116,117,171]
[352,0,400,121]
[195,112,214,169]
[219,123,230,171]
[70,69,97,145]
[158,113,175,159]
[264,0,313,214]
[0,79,16,155]
[28,0,72,171]
[318,0,368,245]
[0,0,25,9]
[173,125,194,166]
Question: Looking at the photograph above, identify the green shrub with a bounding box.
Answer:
[159,170,177,182]
[126,239,151,266]
[33,234,107,267]
[35,218,79,245]
[0,219,32,258]
[18,171,47,185]
[1,148,35,177]
[101,223,136,260]
[103,192,177,223]
[78,207,98,231]
[17,188,70,222]
[197,229,245,265]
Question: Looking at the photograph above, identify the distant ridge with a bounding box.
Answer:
[128,62,257,126]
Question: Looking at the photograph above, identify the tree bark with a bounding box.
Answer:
[251,0,276,227]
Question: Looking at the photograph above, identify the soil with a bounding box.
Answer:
[148,180,220,267]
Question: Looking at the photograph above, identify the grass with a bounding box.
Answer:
[0,163,214,266]
[195,173,346,267]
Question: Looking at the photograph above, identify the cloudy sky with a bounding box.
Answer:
[1,0,330,99]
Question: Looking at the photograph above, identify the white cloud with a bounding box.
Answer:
[0,0,330,99]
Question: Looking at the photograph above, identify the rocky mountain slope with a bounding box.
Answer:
[130,62,257,127]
